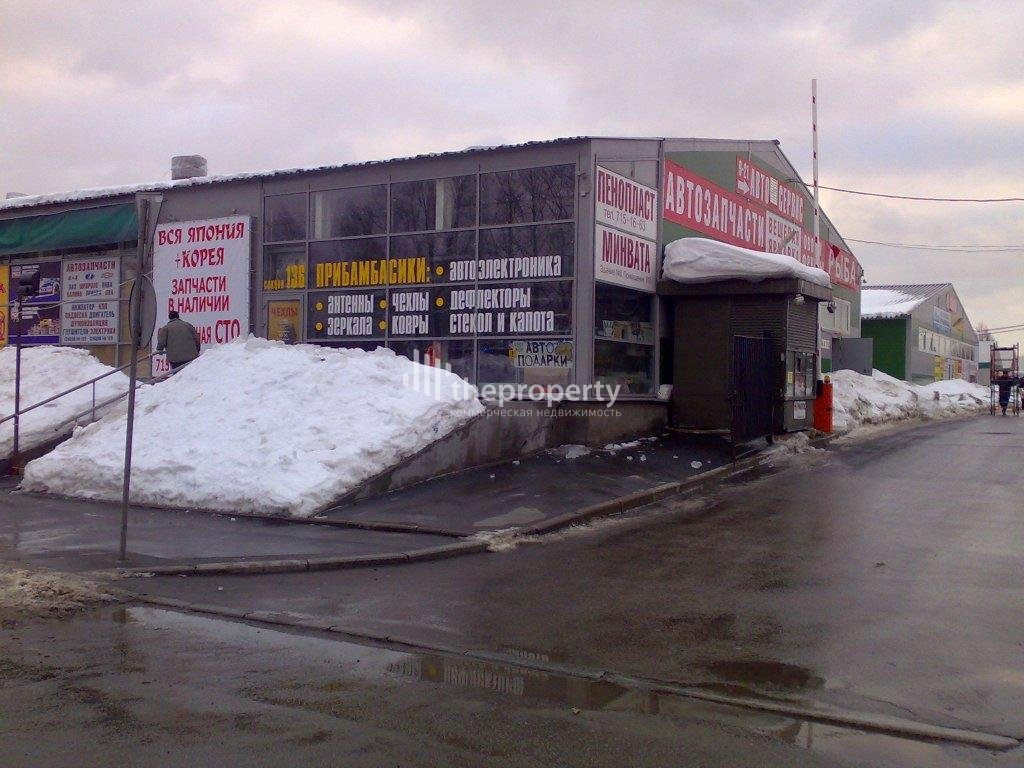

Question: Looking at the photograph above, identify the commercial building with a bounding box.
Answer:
[860,283,979,383]
[0,137,861,430]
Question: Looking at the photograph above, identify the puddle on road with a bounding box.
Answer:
[113,606,999,768]
[700,659,826,692]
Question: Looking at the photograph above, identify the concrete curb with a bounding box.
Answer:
[116,432,835,578]
[117,539,489,578]
[519,448,771,537]
[124,595,1019,752]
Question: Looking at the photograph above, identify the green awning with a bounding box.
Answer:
[0,204,138,256]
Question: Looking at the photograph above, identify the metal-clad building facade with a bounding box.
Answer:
[0,136,862,406]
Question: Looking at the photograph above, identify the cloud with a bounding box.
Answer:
[1,0,1021,343]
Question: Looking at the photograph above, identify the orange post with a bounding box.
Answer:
[814,376,833,433]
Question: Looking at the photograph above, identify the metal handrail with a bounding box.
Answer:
[0,353,154,427]
[45,359,192,434]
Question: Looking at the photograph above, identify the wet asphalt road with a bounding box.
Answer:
[124,415,1024,765]
[3,414,1023,766]
[1,605,869,768]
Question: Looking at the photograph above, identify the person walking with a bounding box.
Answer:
[994,370,1015,416]
[156,310,201,372]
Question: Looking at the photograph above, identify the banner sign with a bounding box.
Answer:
[736,156,804,225]
[663,158,861,291]
[307,282,573,341]
[595,166,658,240]
[664,160,768,251]
[10,262,61,344]
[152,216,251,375]
[60,256,120,345]
[594,167,659,294]
[0,265,8,347]
[594,224,658,292]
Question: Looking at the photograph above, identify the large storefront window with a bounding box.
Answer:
[389,339,474,381]
[263,163,577,389]
[265,193,307,242]
[594,283,654,395]
[478,223,574,280]
[391,176,476,233]
[309,237,388,288]
[311,185,387,239]
[477,338,573,387]
[479,165,575,225]
[263,243,306,290]
[390,231,475,283]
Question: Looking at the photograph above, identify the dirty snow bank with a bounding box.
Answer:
[831,369,988,433]
[1,346,130,457]
[23,337,484,517]
[0,564,113,621]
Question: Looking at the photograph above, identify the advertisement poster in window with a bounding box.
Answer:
[10,262,61,345]
[151,216,252,376]
[267,300,301,343]
[511,340,573,368]
[60,256,120,345]
[0,265,8,347]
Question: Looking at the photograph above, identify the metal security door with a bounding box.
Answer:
[731,335,773,445]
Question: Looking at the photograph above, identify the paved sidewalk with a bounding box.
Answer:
[321,432,735,535]
[0,431,737,572]
[0,480,450,573]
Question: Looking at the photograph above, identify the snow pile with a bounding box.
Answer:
[831,369,988,432]
[554,444,592,459]
[22,337,484,517]
[860,288,924,319]
[663,238,830,288]
[1,346,130,457]
[0,565,113,621]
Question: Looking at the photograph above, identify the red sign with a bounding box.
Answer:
[736,156,804,225]
[663,159,861,291]
[663,160,767,250]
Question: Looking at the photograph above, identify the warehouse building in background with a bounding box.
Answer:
[860,283,979,384]
[0,137,862,431]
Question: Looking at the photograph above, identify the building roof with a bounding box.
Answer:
[861,283,952,318]
[0,137,593,213]
[0,135,788,214]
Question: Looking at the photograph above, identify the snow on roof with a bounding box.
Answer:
[860,284,950,318]
[661,237,831,289]
[860,289,924,318]
[0,135,792,215]
[0,136,592,213]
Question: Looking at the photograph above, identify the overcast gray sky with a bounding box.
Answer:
[2,0,1021,346]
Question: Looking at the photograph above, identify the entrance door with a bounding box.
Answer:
[731,335,773,445]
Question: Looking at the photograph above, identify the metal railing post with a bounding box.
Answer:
[12,296,23,461]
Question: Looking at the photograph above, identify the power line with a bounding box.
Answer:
[847,238,1024,252]
[984,323,1024,333]
[819,185,1024,203]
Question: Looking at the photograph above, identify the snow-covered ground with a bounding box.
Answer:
[23,337,484,517]
[1,346,130,458]
[831,369,989,433]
